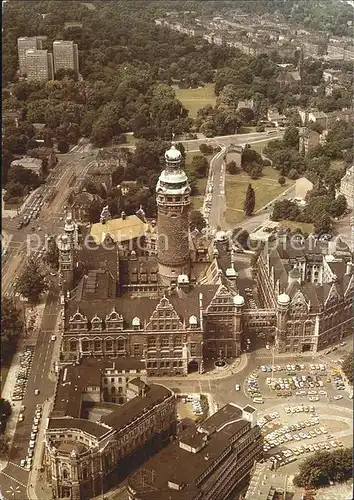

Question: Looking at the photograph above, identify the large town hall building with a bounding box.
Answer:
[57,145,354,373]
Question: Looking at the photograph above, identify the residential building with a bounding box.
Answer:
[127,403,263,500]
[276,69,301,90]
[299,128,320,154]
[44,359,176,499]
[294,177,314,201]
[308,110,328,129]
[70,189,103,223]
[25,49,53,81]
[339,165,354,209]
[267,109,287,127]
[53,40,79,77]
[17,36,42,75]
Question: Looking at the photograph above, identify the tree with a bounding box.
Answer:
[190,210,206,232]
[1,298,23,361]
[314,212,332,235]
[58,141,69,153]
[293,448,353,487]
[44,238,59,270]
[328,194,347,217]
[244,184,255,216]
[342,353,353,384]
[0,436,9,457]
[288,168,300,180]
[199,143,214,155]
[283,126,299,149]
[16,259,48,304]
[191,155,209,178]
[0,398,12,434]
[271,199,300,221]
[241,146,263,168]
[88,199,103,223]
[226,160,239,174]
[278,176,286,186]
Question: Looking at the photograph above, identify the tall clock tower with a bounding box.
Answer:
[156,145,191,286]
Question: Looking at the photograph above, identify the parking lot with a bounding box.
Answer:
[257,403,352,470]
[244,360,349,405]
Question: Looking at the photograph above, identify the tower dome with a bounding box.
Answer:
[165,144,182,163]
[278,293,290,305]
[233,294,245,306]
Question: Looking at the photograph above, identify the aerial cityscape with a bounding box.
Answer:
[1,1,353,500]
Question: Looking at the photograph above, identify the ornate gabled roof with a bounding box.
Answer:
[146,296,183,330]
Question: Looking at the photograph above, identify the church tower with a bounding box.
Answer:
[156,145,191,286]
[57,234,74,292]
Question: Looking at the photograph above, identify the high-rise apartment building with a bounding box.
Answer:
[17,36,42,75]
[53,40,79,76]
[25,49,54,81]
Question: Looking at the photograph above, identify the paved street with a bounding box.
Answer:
[0,285,61,500]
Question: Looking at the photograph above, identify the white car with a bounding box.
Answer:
[34,389,40,395]
[51,335,56,341]
[235,384,240,391]
[334,395,343,400]
[19,413,24,422]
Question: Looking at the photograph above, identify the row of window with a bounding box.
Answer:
[147,360,184,368]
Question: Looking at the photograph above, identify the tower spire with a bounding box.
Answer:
[156,145,191,286]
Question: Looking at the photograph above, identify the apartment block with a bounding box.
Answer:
[17,36,42,75]
[53,40,79,76]
[25,49,54,82]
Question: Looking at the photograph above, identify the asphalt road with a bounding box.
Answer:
[1,150,99,298]
[0,285,60,500]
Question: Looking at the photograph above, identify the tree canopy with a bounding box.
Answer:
[293,448,353,487]
[16,258,49,303]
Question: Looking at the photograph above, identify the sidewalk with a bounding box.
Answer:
[27,399,53,500]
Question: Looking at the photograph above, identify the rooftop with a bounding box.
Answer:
[90,215,148,245]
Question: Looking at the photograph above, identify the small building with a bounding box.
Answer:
[308,110,328,129]
[267,109,287,127]
[295,177,314,201]
[339,165,354,209]
[70,189,103,223]
[276,69,301,90]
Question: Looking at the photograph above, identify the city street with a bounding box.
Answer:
[0,285,61,500]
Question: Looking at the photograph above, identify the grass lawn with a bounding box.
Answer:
[186,150,202,164]
[280,219,314,234]
[175,84,216,119]
[225,167,295,225]
[191,178,207,210]
[124,133,139,146]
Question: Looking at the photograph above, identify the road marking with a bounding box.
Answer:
[0,471,27,488]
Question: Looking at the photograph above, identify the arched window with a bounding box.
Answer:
[63,469,69,480]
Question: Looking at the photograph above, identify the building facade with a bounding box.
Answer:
[127,403,263,500]
[57,146,353,382]
[25,49,54,81]
[17,36,42,75]
[339,165,354,209]
[45,359,176,499]
[53,40,79,77]
[256,237,354,353]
